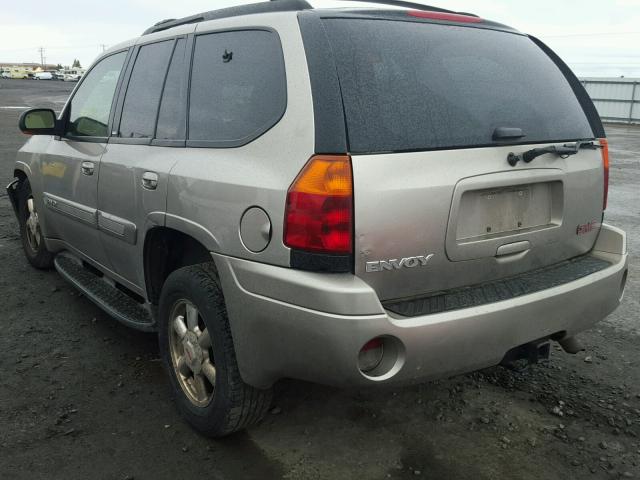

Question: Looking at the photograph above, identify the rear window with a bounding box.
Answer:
[188,30,286,147]
[322,19,593,153]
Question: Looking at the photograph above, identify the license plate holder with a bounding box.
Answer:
[456,183,554,241]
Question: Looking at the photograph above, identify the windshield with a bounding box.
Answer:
[322,19,594,154]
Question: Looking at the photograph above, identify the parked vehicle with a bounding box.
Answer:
[7,0,628,437]
[7,67,32,79]
[0,70,10,79]
[34,72,53,80]
[61,69,84,82]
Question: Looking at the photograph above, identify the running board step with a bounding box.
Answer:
[54,253,155,331]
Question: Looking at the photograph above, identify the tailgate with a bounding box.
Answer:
[352,145,604,301]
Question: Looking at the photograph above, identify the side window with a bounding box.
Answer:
[67,51,127,137]
[118,40,174,138]
[156,38,187,140]
[188,30,286,146]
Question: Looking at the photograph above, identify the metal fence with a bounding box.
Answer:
[580,77,640,124]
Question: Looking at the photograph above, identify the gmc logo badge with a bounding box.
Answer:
[576,220,598,235]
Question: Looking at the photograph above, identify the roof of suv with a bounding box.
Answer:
[141,0,519,36]
[142,0,313,35]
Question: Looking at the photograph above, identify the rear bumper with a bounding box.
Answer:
[215,224,628,389]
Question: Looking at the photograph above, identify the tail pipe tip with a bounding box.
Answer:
[558,336,585,355]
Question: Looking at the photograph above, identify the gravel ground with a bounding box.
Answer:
[0,79,639,480]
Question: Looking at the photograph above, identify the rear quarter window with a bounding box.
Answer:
[188,29,287,147]
[322,19,594,153]
[156,38,188,140]
[119,40,174,138]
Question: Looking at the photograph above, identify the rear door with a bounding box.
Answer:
[97,36,189,290]
[321,17,605,301]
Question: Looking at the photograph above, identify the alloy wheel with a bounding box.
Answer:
[168,300,216,407]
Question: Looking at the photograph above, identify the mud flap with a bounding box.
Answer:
[6,179,20,219]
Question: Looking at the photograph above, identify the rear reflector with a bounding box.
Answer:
[358,338,384,373]
[407,10,483,23]
[284,155,353,255]
[599,138,609,210]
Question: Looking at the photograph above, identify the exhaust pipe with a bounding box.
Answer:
[558,336,584,354]
[501,341,550,371]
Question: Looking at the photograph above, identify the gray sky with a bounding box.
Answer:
[2,0,639,77]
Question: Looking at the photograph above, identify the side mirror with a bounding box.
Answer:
[18,108,58,135]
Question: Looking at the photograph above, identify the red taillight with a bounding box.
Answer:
[284,155,353,255]
[407,10,482,23]
[600,138,609,210]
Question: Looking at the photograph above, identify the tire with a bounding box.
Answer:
[158,263,272,437]
[17,179,54,269]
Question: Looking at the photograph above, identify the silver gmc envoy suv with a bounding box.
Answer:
[8,0,629,436]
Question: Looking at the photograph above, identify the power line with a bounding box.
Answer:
[0,44,108,53]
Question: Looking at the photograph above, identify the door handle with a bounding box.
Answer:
[141,171,159,190]
[81,161,95,176]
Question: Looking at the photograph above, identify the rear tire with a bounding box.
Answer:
[158,263,272,437]
[17,179,54,269]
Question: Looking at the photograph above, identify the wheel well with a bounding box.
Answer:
[144,227,212,305]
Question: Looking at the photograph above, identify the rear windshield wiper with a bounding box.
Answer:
[507,140,600,167]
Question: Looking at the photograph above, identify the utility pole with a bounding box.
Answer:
[99,44,107,53]
[38,47,45,67]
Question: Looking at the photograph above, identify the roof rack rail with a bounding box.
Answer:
[327,0,478,17]
[142,0,313,35]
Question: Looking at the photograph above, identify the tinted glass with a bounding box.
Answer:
[156,38,187,140]
[119,40,173,138]
[189,30,286,145]
[67,52,126,137]
[323,20,593,153]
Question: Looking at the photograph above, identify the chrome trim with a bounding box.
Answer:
[80,161,95,176]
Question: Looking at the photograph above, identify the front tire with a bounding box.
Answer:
[17,179,54,269]
[158,263,272,437]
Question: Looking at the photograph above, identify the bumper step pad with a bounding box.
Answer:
[384,255,612,318]
[54,253,155,331]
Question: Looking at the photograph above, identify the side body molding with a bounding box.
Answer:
[43,192,139,246]
[43,192,97,227]
[97,211,137,245]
